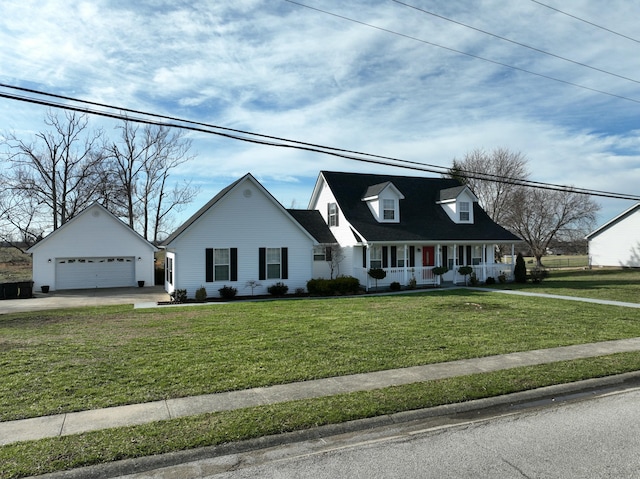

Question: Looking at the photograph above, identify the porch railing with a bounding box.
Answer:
[357,263,513,290]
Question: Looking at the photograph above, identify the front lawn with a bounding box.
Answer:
[487,267,640,303]
[3,287,640,422]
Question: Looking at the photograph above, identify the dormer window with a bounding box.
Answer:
[437,186,478,224]
[383,199,395,220]
[362,182,404,223]
[459,202,470,222]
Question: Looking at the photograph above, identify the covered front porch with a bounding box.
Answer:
[357,242,515,291]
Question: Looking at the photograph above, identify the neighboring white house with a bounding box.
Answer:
[161,173,336,299]
[308,171,520,289]
[587,203,640,268]
[27,202,157,292]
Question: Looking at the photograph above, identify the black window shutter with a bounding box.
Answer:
[390,246,397,267]
[205,248,213,282]
[382,246,388,268]
[281,247,288,279]
[230,248,238,281]
[335,205,339,226]
[362,246,367,268]
[409,246,415,267]
[466,245,472,265]
[442,247,448,267]
[325,246,332,262]
[259,248,266,280]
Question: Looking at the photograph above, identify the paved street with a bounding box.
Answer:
[122,386,640,479]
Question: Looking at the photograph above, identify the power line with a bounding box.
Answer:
[283,0,640,104]
[2,84,640,202]
[392,0,640,85]
[529,0,640,44]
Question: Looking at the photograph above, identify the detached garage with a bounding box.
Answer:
[27,203,157,292]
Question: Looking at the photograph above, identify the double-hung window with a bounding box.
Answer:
[259,247,288,280]
[206,248,238,282]
[328,203,339,227]
[266,248,281,279]
[459,202,470,222]
[383,199,395,220]
[214,248,230,281]
[370,246,382,269]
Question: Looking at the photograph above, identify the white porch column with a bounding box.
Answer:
[453,243,457,284]
[403,244,408,285]
[482,244,487,281]
[366,244,371,292]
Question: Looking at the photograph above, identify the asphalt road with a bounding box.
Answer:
[121,386,640,479]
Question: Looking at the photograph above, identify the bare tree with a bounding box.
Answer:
[448,148,529,224]
[106,121,198,242]
[505,187,600,267]
[2,110,106,232]
[328,244,345,279]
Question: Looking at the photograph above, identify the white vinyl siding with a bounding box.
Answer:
[165,177,315,298]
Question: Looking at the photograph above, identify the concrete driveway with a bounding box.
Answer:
[0,286,170,314]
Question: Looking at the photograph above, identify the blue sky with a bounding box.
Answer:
[1,0,639,228]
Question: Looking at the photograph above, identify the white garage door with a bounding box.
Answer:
[56,257,135,290]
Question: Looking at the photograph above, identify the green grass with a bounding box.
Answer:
[2,352,640,479]
[3,287,640,421]
[487,267,640,303]
[3,270,640,478]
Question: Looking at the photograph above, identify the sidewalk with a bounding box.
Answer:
[3,336,640,446]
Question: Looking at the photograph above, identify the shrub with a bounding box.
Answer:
[390,281,401,291]
[294,287,306,296]
[485,276,496,285]
[469,272,479,286]
[171,289,187,302]
[514,253,527,283]
[218,285,237,299]
[268,282,289,296]
[307,276,360,296]
[195,286,207,302]
[498,273,507,284]
[529,267,549,283]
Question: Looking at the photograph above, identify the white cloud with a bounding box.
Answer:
[1,0,639,227]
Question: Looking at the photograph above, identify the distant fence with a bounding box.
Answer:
[503,256,589,269]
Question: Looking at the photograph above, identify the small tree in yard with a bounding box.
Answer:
[432,265,448,285]
[514,253,527,283]
[458,265,473,285]
[368,268,386,290]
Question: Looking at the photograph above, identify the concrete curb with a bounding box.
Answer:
[30,371,640,479]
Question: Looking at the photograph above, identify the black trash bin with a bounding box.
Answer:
[4,283,18,299]
[18,281,33,299]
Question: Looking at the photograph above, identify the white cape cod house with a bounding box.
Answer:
[309,171,520,289]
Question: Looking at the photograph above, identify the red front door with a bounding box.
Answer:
[422,246,435,267]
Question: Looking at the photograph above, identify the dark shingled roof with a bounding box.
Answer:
[321,171,520,243]
[287,209,337,244]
